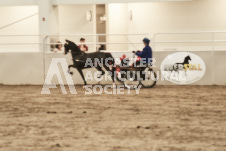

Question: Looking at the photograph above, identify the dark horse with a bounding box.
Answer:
[64,40,115,87]
[173,55,191,76]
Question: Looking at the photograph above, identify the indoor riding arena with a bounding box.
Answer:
[0,0,226,151]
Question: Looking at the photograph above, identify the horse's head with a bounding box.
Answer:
[64,39,81,55]
[183,55,192,64]
[186,55,191,61]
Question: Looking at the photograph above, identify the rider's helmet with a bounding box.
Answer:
[143,37,150,44]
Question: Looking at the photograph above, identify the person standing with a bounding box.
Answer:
[53,41,63,52]
[78,38,88,52]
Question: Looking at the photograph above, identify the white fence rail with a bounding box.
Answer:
[153,31,226,52]
[0,35,41,52]
[0,31,225,52]
[43,33,150,52]
[0,32,226,85]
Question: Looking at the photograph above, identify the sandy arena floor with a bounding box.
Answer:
[0,85,226,151]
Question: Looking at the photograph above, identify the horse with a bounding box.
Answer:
[173,55,191,76]
[64,39,115,87]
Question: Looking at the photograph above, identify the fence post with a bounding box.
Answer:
[96,34,99,52]
[43,35,47,83]
[211,32,215,85]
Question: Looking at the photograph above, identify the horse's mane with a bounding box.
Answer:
[67,40,81,52]
[183,55,191,64]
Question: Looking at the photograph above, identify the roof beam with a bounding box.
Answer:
[52,0,192,5]
[0,0,37,6]
[0,0,192,6]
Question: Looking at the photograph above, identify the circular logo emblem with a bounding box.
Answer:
[160,52,206,84]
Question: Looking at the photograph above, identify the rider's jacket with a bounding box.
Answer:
[135,45,152,63]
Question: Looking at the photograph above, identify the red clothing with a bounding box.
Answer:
[78,45,88,51]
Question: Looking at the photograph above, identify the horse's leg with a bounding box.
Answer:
[77,68,87,87]
[103,65,116,88]
[68,65,74,75]
[95,65,105,78]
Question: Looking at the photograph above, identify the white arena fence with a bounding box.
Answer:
[0,32,225,52]
[0,32,226,85]
[0,35,41,52]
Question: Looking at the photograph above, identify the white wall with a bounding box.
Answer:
[105,0,226,51]
[96,5,106,43]
[0,52,44,85]
[0,6,39,52]
[106,3,129,51]
[58,5,96,51]
[52,0,193,5]
[0,0,37,6]
[128,0,226,33]
[0,4,98,52]
[1,51,226,85]
[1,0,225,52]
[127,0,226,51]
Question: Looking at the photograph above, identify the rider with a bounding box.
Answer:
[133,37,152,67]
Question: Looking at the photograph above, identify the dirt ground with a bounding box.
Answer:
[0,85,226,151]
